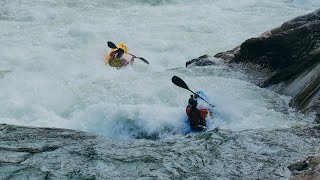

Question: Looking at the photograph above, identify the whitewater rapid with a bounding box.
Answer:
[0,0,318,139]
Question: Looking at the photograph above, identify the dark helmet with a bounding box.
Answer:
[116,48,125,58]
[188,95,198,108]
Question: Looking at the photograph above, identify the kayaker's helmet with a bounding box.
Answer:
[118,42,128,53]
[188,95,198,108]
[116,48,125,58]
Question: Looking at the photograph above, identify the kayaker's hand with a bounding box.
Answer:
[194,94,199,98]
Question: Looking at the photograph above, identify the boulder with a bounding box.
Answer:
[214,9,320,122]
[288,155,320,180]
[185,55,215,67]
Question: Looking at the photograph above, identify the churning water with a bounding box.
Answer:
[1,0,320,179]
[0,0,318,138]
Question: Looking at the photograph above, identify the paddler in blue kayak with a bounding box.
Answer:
[186,94,209,131]
[171,76,214,132]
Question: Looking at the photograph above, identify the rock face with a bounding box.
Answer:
[288,155,320,180]
[1,123,319,179]
[185,55,214,67]
[0,124,99,179]
[213,9,320,122]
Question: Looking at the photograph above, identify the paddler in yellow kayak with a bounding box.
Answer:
[106,41,149,69]
[106,42,135,69]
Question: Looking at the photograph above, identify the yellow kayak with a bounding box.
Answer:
[106,42,128,64]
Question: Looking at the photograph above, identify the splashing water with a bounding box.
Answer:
[0,0,318,139]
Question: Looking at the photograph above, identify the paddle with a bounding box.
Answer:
[107,41,118,49]
[171,76,215,108]
[107,41,149,64]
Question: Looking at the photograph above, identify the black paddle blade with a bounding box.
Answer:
[107,41,118,49]
[138,57,149,64]
[171,76,190,90]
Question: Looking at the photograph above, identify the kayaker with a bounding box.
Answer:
[186,94,208,131]
[108,48,135,69]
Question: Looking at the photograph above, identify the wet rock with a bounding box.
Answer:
[288,155,320,180]
[288,156,320,171]
[214,46,240,62]
[0,124,319,179]
[185,55,215,67]
[313,124,320,130]
[0,123,100,179]
[214,9,320,122]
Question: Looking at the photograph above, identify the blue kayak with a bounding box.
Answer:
[183,91,211,133]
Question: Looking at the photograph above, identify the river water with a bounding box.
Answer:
[0,0,319,178]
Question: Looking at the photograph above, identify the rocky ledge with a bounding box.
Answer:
[0,124,99,179]
[288,155,320,180]
[1,123,319,179]
[187,9,320,122]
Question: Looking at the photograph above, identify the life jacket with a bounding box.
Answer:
[108,51,130,69]
[186,106,208,130]
[108,51,121,68]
